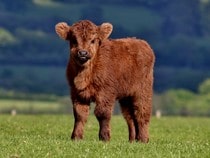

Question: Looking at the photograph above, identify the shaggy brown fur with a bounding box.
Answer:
[55,20,155,143]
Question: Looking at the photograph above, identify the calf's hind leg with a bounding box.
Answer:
[119,97,136,142]
[133,82,153,143]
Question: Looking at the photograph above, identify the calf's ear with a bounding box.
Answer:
[99,23,113,40]
[55,22,71,40]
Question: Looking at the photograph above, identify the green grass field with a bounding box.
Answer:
[0,115,210,158]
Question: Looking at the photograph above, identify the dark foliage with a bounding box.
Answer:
[1,0,210,94]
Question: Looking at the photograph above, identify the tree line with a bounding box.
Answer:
[1,0,210,94]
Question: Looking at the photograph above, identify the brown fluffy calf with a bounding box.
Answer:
[55,20,155,143]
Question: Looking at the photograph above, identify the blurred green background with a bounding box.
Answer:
[1,0,210,116]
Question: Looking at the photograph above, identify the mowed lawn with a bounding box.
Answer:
[0,115,210,158]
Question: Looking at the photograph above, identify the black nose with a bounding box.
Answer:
[78,50,88,56]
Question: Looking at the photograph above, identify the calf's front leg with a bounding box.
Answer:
[71,100,90,140]
[94,98,114,141]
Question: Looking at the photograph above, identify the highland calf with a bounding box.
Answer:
[55,20,155,143]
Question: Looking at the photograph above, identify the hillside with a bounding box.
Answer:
[1,0,210,94]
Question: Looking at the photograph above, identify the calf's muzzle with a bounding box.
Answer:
[77,50,91,64]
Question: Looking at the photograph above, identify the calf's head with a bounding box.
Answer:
[55,20,113,65]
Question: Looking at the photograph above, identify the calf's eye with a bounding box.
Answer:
[91,39,95,44]
[70,36,78,46]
